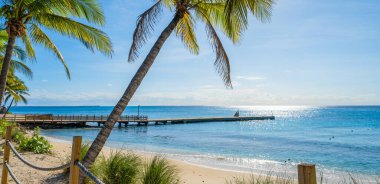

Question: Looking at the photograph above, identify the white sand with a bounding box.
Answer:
[0,140,254,184]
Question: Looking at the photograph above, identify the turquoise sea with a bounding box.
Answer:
[11,106,380,181]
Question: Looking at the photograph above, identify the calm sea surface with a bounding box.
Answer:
[10,106,380,179]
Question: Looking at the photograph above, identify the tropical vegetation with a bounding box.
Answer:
[0,29,31,113]
[18,127,52,154]
[82,0,274,172]
[89,153,178,184]
[0,0,113,106]
[0,121,51,154]
[73,144,178,184]
[91,151,142,184]
[2,73,29,115]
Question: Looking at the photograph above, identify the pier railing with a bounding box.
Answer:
[1,126,104,184]
[1,114,148,123]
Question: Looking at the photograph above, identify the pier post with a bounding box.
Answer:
[97,122,101,127]
[297,164,317,184]
[118,122,122,128]
[124,122,128,127]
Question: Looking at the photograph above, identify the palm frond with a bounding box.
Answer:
[29,24,70,79]
[4,93,12,105]
[175,11,199,54]
[33,13,113,57]
[128,0,163,62]
[206,22,232,88]
[194,2,241,43]
[10,59,33,79]
[0,30,8,42]
[247,0,273,22]
[12,45,27,61]
[194,3,232,87]
[65,0,105,25]
[224,0,248,43]
[224,0,273,42]
[21,30,37,60]
[25,0,67,16]
[18,94,28,105]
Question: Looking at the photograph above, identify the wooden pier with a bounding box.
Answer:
[1,114,275,128]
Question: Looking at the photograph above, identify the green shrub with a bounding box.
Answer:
[12,128,26,143]
[1,121,51,154]
[19,127,52,154]
[141,156,179,184]
[92,151,141,184]
[0,120,26,143]
[0,120,13,138]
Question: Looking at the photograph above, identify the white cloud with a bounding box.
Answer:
[28,90,119,102]
[236,76,265,80]
[41,79,48,82]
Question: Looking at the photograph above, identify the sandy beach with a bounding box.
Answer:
[0,139,253,184]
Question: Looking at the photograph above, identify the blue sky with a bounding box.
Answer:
[17,0,380,106]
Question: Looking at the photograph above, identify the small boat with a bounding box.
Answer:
[234,110,240,117]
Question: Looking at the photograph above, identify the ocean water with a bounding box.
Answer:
[11,106,380,180]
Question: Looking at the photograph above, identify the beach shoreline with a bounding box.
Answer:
[45,136,380,184]
[47,137,255,184]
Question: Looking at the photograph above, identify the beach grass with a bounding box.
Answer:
[141,156,180,184]
[83,151,179,184]
[91,151,141,184]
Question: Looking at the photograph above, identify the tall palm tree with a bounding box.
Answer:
[82,0,273,170]
[0,0,113,106]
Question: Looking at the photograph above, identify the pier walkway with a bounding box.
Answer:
[1,114,275,127]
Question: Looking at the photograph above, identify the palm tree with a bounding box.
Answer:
[82,0,273,170]
[0,0,113,106]
[1,29,32,110]
[2,73,29,116]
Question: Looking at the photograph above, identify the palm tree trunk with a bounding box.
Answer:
[81,14,181,170]
[0,33,17,106]
[2,98,14,119]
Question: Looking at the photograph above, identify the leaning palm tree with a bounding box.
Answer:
[0,0,113,106]
[82,0,273,170]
